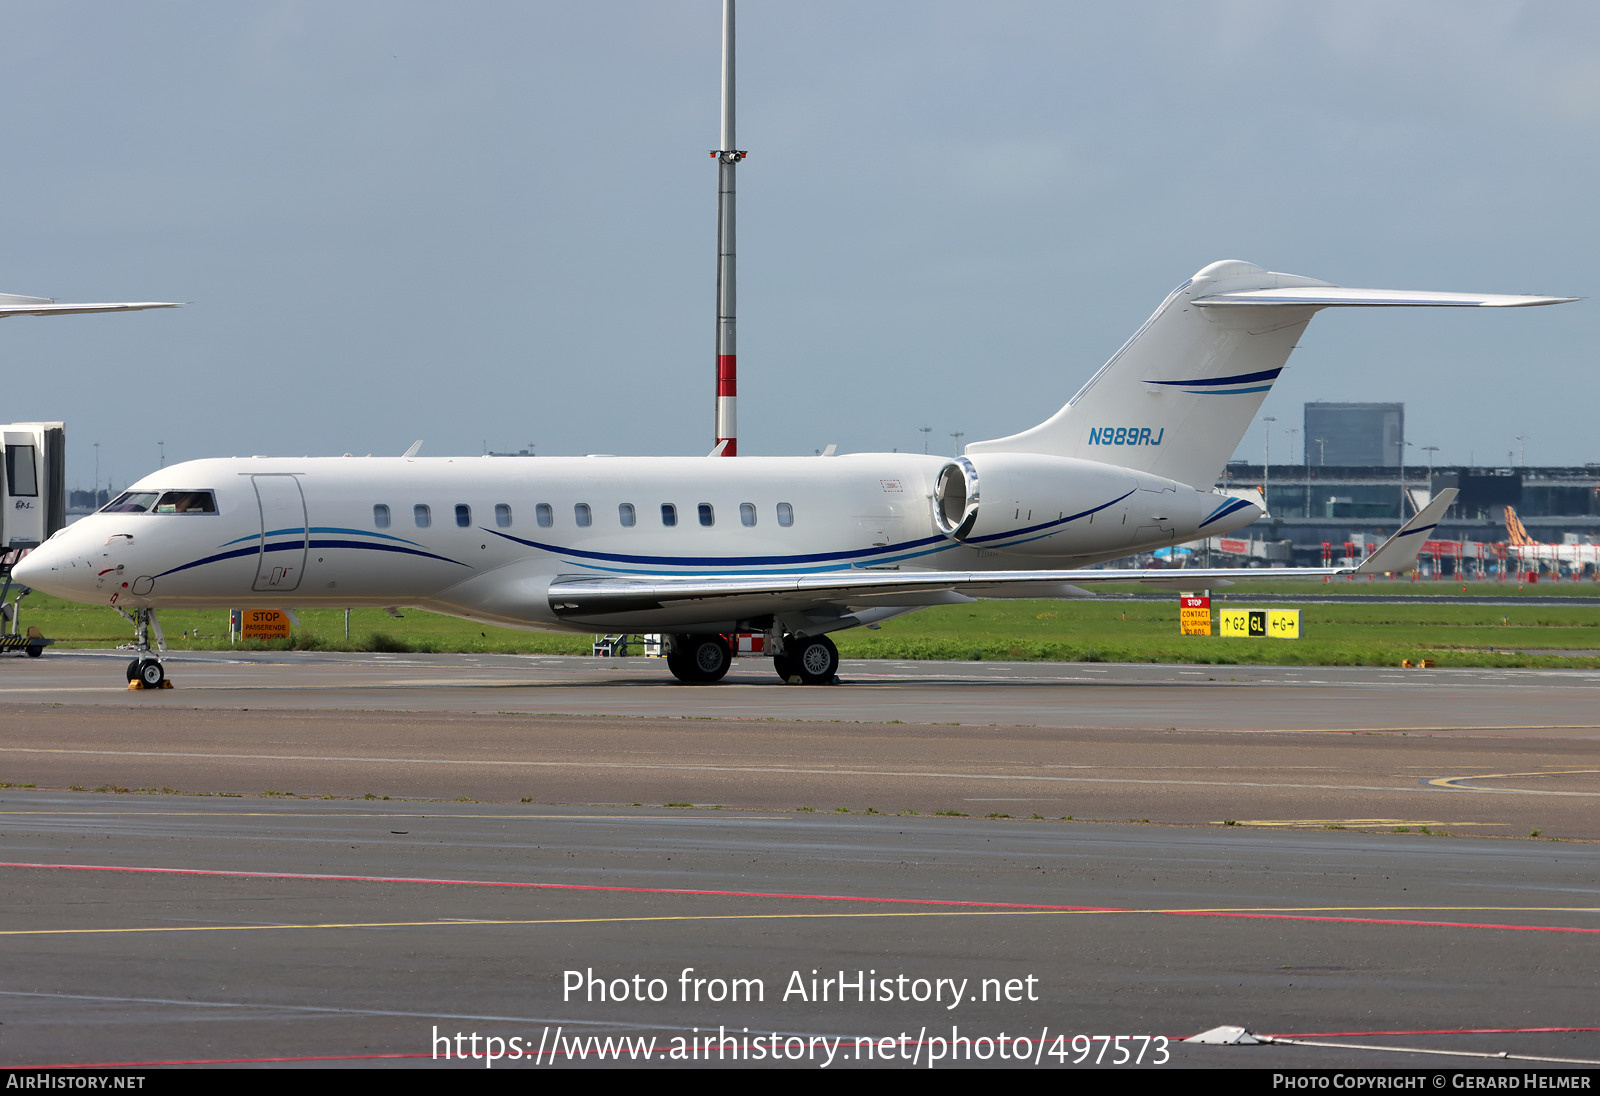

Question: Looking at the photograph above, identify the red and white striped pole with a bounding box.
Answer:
[711,0,744,455]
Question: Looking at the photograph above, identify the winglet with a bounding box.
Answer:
[1355,489,1458,575]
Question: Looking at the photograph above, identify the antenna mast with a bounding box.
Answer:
[712,0,744,455]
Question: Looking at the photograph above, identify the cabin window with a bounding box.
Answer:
[777,502,794,527]
[495,503,512,528]
[455,504,471,528]
[414,504,432,528]
[536,503,553,528]
[575,503,592,527]
[698,503,714,527]
[661,503,677,527]
[373,504,391,529]
[153,490,217,514]
[619,503,636,527]
[740,502,756,527]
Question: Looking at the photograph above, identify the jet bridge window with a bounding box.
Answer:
[777,502,794,527]
[536,503,553,528]
[373,504,391,529]
[5,444,38,496]
[455,504,472,528]
[698,503,715,527]
[495,503,512,528]
[618,503,636,527]
[740,502,756,527]
[575,503,592,528]
[414,504,432,528]
[661,503,677,527]
[153,491,217,514]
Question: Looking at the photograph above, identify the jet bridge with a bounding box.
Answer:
[1,422,66,657]
[2,421,66,550]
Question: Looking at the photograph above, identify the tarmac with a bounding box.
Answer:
[2,650,1597,1070]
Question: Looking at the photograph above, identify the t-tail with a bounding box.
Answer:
[965,260,1575,490]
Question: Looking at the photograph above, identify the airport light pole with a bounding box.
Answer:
[1314,437,1326,519]
[1304,436,1311,519]
[1262,416,1274,512]
[1286,426,1299,516]
[950,431,964,456]
[711,0,745,456]
[920,425,932,454]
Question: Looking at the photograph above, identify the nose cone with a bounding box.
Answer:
[11,539,86,601]
[10,547,47,588]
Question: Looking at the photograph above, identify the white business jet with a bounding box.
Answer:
[14,260,1570,688]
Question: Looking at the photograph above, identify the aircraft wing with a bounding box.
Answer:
[0,294,182,318]
[549,491,1457,617]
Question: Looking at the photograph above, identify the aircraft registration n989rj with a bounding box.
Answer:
[14,260,1570,687]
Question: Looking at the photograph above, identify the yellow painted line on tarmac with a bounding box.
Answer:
[0,810,785,821]
[1221,819,1500,828]
[1430,770,1600,790]
[1233,725,1600,734]
[2,906,1596,938]
[0,912,1072,936]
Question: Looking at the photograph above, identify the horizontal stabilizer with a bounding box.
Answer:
[1193,287,1577,308]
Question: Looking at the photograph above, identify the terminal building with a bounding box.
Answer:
[1302,402,1404,467]
[1206,403,1599,575]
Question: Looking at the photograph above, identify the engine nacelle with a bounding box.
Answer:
[933,452,1246,559]
[933,457,981,539]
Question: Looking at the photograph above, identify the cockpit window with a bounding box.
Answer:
[102,491,161,513]
[153,490,218,514]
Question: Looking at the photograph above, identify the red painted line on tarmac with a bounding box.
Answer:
[7,861,1599,935]
[15,1053,432,1068]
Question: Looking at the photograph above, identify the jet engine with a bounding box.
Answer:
[934,452,1165,557]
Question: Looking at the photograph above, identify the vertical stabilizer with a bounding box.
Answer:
[966,261,1322,488]
[965,260,1573,490]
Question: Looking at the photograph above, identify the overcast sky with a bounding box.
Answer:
[4,1,1596,491]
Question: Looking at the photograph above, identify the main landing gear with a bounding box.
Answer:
[118,607,171,690]
[772,634,838,685]
[662,632,840,685]
[665,633,734,684]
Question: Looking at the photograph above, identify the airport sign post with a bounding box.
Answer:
[238,609,291,641]
[1179,594,1211,635]
[1219,609,1300,638]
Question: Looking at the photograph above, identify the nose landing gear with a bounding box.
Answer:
[118,607,172,690]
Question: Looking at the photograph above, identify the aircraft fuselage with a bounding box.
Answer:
[21,452,1253,635]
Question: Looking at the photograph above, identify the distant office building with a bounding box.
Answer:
[1304,402,1403,466]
